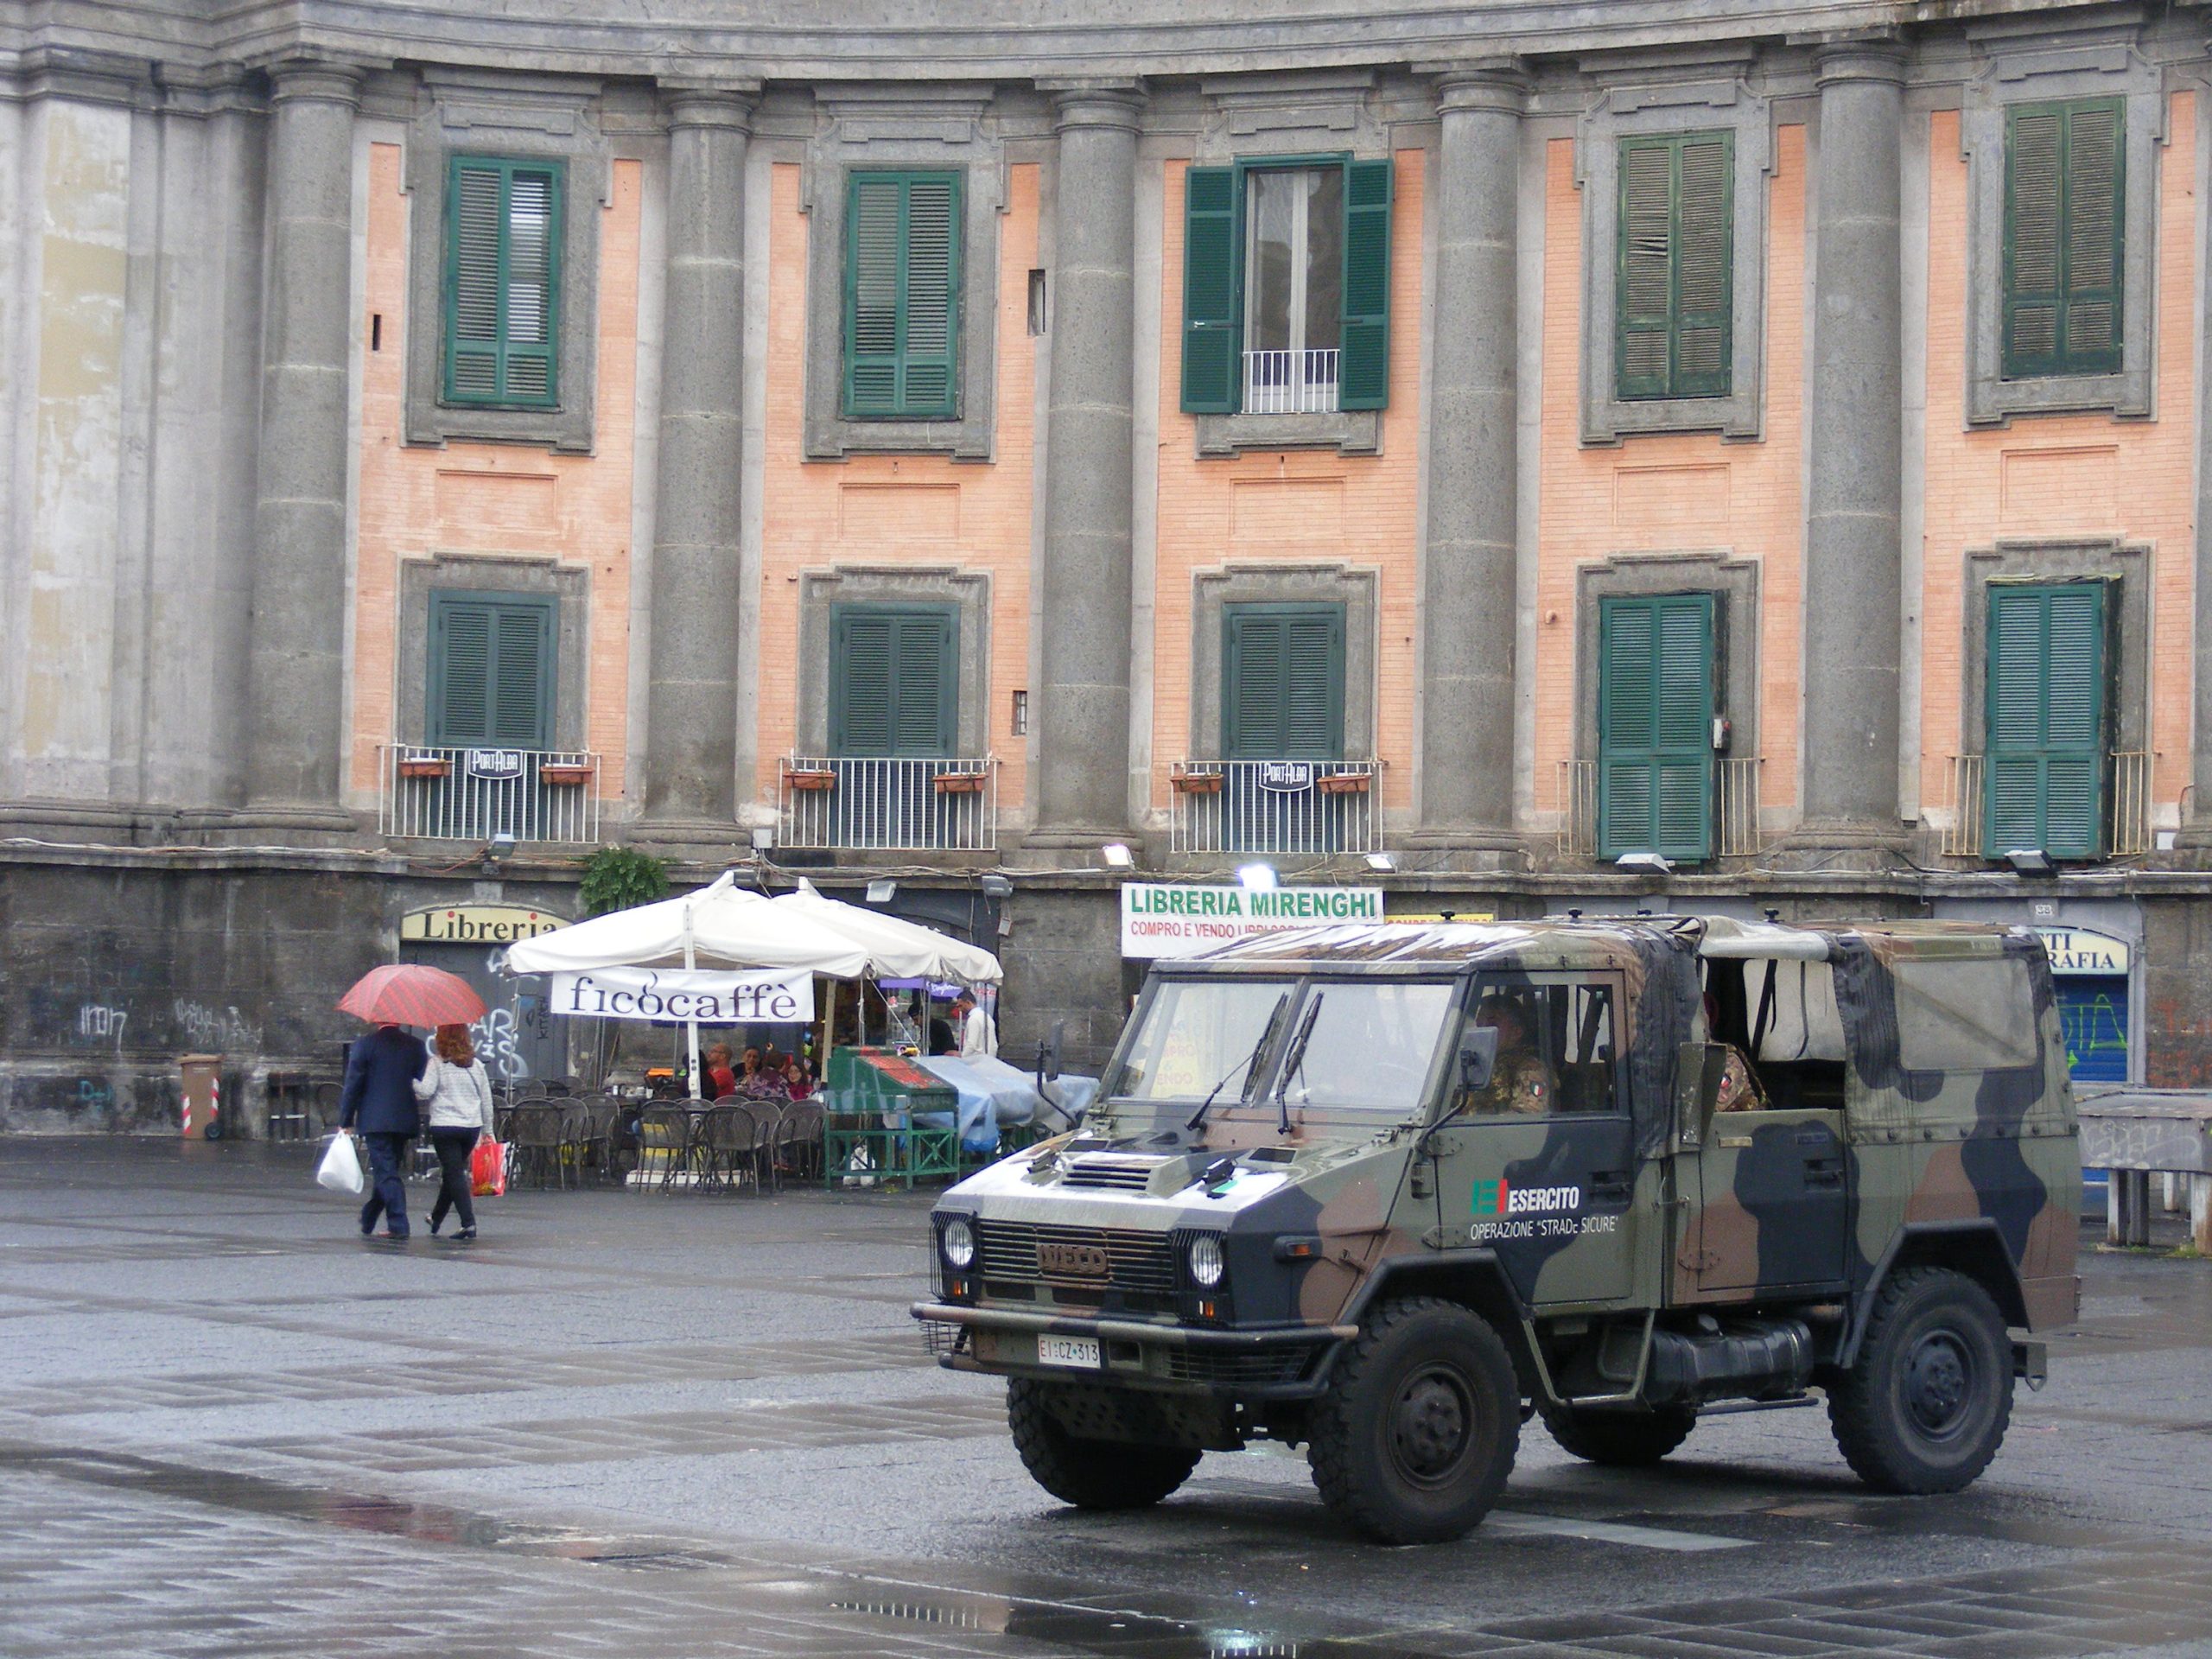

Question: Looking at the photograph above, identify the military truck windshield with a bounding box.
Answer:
[1279,982,1456,1115]
[1109,979,1296,1101]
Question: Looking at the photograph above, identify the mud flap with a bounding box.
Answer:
[2012,1338,2048,1391]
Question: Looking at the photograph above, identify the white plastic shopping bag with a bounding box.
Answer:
[316,1131,365,1196]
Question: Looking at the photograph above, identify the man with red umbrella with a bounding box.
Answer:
[336,965,486,1242]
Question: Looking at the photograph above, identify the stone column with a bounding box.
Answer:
[642,89,753,836]
[1413,66,1524,853]
[1795,44,1908,852]
[2181,95,2212,851]
[1030,84,1142,846]
[244,62,360,826]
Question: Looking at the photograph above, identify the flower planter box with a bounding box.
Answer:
[539,763,594,787]
[1171,770,1224,795]
[785,768,838,792]
[1317,772,1371,796]
[397,757,453,781]
[933,771,990,795]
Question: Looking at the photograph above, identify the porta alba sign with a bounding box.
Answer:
[548,968,816,1024]
[1120,883,1384,958]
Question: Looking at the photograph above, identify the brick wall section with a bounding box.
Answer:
[1534,127,1807,824]
[349,145,641,801]
[752,161,1038,817]
[1917,96,2196,820]
[1150,151,1426,816]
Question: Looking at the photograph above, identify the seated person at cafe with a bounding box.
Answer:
[1464,996,1557,1116]
[703,1043,739,1101]
[740,1046,785,1099]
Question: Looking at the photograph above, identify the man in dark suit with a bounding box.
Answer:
[339,1023,428,1239]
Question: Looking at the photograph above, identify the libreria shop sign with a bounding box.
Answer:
[1119,883,1384,958]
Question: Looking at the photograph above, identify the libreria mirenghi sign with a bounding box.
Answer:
[1118,883,1384,959]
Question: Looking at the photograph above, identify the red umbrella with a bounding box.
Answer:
[338,964,486,1028]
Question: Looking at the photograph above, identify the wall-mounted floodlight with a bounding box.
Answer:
[1364,852,1396,873]
[866,878,897,905]
[1099,842,1135,869]
[1236,862,1278,892]
[749,824,776,850]
[2003,849,2056,877]
[980,873,1014,898]
[1614,851,1673,876]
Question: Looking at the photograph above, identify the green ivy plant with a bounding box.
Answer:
[576,845,671,918]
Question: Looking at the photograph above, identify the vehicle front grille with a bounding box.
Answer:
[1058,1156,1166,1192]
[1161,1345,1321,1389]
[972,1220,1179,1295]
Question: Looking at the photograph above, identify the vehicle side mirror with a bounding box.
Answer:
[1675,1041,1729,1149]
[1457,1028,1499,1093]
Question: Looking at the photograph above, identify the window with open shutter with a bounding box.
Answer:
[1598,594,1715,861]
[1616,132,1732,402]
[843,171,962,420]
[428,593,555,748]
[830,606,957,757]
[442,156,563,409]
[1223,604,1345,761]
[1984,582,2109,860]
[1179,156,1391,416]
[2003,99,2125,380]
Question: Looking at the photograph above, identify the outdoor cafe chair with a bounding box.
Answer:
[635,1104,696,1193]
[573,1096,620,1182]
[776,1101,825,1186]
[697,1104,763,1194]
[507,1102,576,1191]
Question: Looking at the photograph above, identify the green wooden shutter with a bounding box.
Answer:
[442,156,562,409]
[429,594,554,747]
[1224,604,1344,761]
[1181,166,1242,413]
[843,171,962,420]
[1337,158,1392,410]
[830,606,957,757]
[1598,594,1714,860]
[1615,133,1732,402]
[2004,99,2125,380]
[1984,582,2107,859]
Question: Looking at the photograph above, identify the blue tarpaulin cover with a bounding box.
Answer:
[910,1054,1097,1152]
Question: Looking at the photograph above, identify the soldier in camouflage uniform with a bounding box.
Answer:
[1466,996,1555,1116]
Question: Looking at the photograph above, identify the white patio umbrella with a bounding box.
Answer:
[768,880,1002,985]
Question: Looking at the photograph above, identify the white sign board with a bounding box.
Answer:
[2031,925,2130,976]
[1120,883,1384,959]
[548,967,816,1024]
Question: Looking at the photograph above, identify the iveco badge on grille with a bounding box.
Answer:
[1036,1241,1111,1278]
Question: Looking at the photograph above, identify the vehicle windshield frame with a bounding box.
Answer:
[1099,973,1301,1105]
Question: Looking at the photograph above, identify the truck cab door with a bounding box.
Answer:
[1428,975,1638,1307]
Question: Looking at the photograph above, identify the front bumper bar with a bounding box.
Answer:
[911,1300,1357,1397]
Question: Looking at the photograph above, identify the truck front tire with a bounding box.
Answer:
[1006,1379,1201,1510]
[1540,1402,1698,1466]
[1307,1296,1520,1544]
[1827,1266,2013,1494]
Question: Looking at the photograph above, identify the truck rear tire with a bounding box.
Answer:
[1307,1296,1519,1544]
[1827,1266,2013,1495]
[1540,1402,1697,1466]
[1006,1379,1201,1510]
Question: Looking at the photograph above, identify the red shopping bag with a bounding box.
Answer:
[470,1138,508,1198]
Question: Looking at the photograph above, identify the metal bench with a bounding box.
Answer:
[2075,1088,2212,1250]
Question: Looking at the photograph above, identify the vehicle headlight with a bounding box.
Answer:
[941,1217,976,1270]
[1187,1233,1225,1288]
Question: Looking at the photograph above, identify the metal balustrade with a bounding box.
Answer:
[779,755,1000,851]
[379,746,602,844]
[1555,758,1765,861]
[1242,348,1339,415]
[1940,751,2153,860]
[1169,759,1379,855]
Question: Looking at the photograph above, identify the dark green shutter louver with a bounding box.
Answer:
[2003,99,2125,380]
[1599,594,1715,861]
[1984,582,2108,860]
[1181,166,1241,414]
[1223,604,1345,761]
[1337,158,1393,410]
[429,594,554,748]
[1615,133,1733,402]
[830,606,957,757]
[843,171,962,420]
[442,156,562,409]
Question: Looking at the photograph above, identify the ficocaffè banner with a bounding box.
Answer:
[1119,883,1383,959]
[548,967,815,1024]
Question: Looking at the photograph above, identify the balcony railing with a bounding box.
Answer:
[379,745,602,845]
[779,755,1000,851]
[1555,758,1764,861]
[1938,752,2152,860]
[1242,348,1340,415]
[1169,759,1379,855]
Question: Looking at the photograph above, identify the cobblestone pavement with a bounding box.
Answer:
[3,1138,2211,1659]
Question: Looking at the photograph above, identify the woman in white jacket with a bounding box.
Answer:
[415,1024,495,1241]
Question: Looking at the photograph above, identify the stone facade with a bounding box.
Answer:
[6,2,2212,1125]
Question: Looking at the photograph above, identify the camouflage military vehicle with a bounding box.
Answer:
[912,918,2079,1543]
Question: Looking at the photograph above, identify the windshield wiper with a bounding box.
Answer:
[1186,992,1289,1132]
[1273,992,1325,1134]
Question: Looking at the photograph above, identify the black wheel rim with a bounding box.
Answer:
[1388,1363,1478,1489]
[1904,1328,1975,1440]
